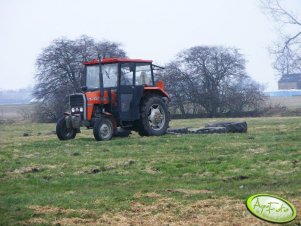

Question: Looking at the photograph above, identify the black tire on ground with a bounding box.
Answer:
[205,121,247,133]
[138,95,169,136]
[167,127,189,134]
[56,117,77,140]
[194,127,227,134]
[93,118,114,141]
[114,127,131,137]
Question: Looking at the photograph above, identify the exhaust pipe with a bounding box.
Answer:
[98,54,104,102]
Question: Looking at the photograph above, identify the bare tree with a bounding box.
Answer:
[160,46,264,117]
[222,77,265,114]
[33,35,127,122]
[157,61,193,114]
[261,0,301,74]
[181,46,248,116]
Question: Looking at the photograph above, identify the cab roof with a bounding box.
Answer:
[83,58,153,65]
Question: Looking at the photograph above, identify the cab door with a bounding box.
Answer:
[118,63,144,122]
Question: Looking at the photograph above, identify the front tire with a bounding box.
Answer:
[138,95,169,136]
[93,118,114,141]
[56,117,76,140]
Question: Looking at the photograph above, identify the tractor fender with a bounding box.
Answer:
[143,87,170,100]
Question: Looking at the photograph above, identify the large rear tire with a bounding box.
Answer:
[138,95,169,136]
[93,118,114,141]
[56,117,76,140]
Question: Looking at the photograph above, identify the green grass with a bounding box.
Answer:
[0,117,300,225]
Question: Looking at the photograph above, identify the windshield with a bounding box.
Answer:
[86,63,118,90]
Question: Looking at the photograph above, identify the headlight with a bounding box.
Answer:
[76,107,79,112]
[80,107,83,112]
[71,108,75,113]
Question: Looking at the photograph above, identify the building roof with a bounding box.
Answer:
[264,89,301,97]
[83,58,152,65]
[279,73,301,83]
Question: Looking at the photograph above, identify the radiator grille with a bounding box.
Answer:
[69,94,86,119]
[70,94,84,107]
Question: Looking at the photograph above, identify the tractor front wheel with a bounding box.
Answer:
[93,118,114,141]
[56,117,77,140]
[138,95,169,136]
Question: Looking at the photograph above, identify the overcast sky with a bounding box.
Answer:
[0,0,300,91]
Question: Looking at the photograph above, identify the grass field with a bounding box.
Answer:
[0,117,300,225]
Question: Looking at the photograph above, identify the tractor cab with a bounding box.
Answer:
[56,58,169,141]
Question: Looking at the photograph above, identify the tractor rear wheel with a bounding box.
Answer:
[56,117,77,140]
[93,118,114,141]
[138,95,169,136]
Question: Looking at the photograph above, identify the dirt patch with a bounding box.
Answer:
[291,198,301,221]
[45,164,58,169]
[21,217,48,225]
[177,198,270,226]
[28,205,96,218]
[267,168,298,176]
[10,164,59,175]
[134,192,162,199]
[123,159,135,167]
[221,175,249,182]
[108,197,301,226]
[13,166,42,174]
[246,147,267,154]
[29,205,78,215]
[198,171,213,178]
[23,206,98,226]
[166,189,213,195]
[143,167,160,174]
[74,159,136,175]
[99,197,270,225]
[53,217,96,225]
[87,167,113,174]
[23,196,298,225]
[265,160,300,176]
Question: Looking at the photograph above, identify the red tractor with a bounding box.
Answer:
[56,58,170,141]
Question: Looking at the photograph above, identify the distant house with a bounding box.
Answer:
[278,73,301,90]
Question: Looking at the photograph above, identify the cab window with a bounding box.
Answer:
[135,63,153,86]
[120,63,134,85]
